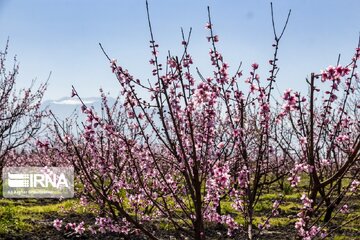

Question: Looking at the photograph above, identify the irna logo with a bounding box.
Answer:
[2,167,74,198]
[7,172,69,188]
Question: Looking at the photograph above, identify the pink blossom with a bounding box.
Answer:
[308,226,321,239]
[288,175,301,187]
[80,196,88,206]
[350,180,359,192]
[294,218,305,230]
[217,142,225,149]
[88,226,97,234]
[53,219,62,231]
[337,134,350,142]
[300,193,313,209]
[110,59,117,72]
[340,204,349,214]
[75,221,85,235]
[299,137,307,146]
[272,200,280,216]
[320,159,331,166]
[237,167,249,189]
[65,222,76,231]
[320,231,328,239]
[168,58,177,68]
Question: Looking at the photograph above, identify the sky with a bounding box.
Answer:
[0,0,359,101]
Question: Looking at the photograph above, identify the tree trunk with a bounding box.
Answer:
[194,172,205,240]
[194,214,205,240]
[247,208,254,240]
[247,222,253,240]
[323,203,335,223]
[324,184,343,223]
[216,201,221,215]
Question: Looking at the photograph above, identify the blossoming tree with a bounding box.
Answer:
[0,40,47,181]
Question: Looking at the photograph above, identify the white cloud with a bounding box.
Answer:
[52,99,95,105]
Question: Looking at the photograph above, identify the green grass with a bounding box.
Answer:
[334,236,360,240]
[0,189,358,239]
[0,198,80,235]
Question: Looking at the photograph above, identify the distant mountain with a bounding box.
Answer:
[40,97,164,133]
[41,97,117,123]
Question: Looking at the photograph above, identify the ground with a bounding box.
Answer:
[0,192,359,239]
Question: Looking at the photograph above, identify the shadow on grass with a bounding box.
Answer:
[0,195,359,239]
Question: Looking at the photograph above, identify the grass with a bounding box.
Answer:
[0,189,358,239]
[0,198,77,235]
[212,190,359,239]
[0,198,99,240]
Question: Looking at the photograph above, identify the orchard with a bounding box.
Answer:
[0,1,359,240]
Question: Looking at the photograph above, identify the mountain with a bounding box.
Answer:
[41,97,117,124]
[40,97,164,133]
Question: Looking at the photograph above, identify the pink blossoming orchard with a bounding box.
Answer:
[1,2,360,240]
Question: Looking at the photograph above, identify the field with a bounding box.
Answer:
[1,1,360,240]
[1,188,359,239]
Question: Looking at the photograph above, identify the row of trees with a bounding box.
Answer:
[1,3,359,240]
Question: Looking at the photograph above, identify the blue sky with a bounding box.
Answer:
[0,0,359,101]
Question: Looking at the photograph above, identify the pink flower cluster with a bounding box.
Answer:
[320,65,350,82]
[350,180,359,192]
[288,163,312,187]
[54,220,85,235]
[205,164,231,207]
[277,89,299,121]
[193,82,218,106]
[300,193,313,209]
[340,204,349,214]
[294,194,327,239]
